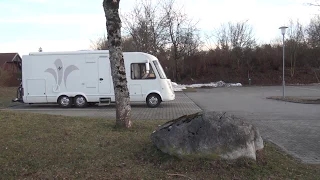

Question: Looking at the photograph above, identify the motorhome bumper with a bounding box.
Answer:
[163,93,175,101]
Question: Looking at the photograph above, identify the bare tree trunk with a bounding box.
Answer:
[174,46,179,82]
[103,0,132,128]
[313,68,320,83]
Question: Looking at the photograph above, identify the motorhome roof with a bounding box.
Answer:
[30,50,144,56]
[28,50,157,60]
[29,50,110,55]
[29,50,156,59]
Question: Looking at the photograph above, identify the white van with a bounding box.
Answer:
[13,50,175,108]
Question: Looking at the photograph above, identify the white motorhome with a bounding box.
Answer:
[13,50,175,108]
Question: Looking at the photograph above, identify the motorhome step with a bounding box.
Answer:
[99,98,111,105]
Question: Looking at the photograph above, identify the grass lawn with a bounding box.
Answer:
[0,111,319,179]
[0,87,18,109]
[267,96,320,104]
[182,87,197,92]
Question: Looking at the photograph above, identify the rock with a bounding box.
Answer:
[151,111,264,160]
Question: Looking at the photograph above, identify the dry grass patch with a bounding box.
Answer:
[0,86,18,108]
[267,96,320,104]
[0,111,319,179]
[182,87,197,92]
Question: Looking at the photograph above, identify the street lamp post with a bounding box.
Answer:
[279,26,288,98]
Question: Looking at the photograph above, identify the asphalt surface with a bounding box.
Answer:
[6,92,202,120]
[185,85,320,164]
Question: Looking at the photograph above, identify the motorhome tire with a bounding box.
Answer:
[146,94,161,108]
[74,95,87,108]
[58,96,72,108]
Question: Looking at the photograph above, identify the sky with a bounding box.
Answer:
[0,0,319,56]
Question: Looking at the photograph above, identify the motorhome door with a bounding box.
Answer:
[98,57,111,94]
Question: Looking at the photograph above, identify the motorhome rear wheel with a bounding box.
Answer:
[74,95,88,108]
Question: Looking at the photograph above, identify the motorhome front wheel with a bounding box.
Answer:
[146,94,161,108]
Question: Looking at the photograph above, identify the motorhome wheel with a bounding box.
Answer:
[74,95,87,108]
[58,96,72,108]
[146,94,161,108]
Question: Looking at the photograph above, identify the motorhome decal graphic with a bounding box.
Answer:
[64,65,79,88]
[44,59,79,91]
[54,59,63,88]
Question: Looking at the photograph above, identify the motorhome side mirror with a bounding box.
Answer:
[146,62,150,73]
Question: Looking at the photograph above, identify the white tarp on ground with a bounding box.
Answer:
[172,81,242,91]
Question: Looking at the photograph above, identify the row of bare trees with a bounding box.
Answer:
[97,0,320,84]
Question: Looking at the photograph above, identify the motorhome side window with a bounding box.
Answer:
[131,63,156,80]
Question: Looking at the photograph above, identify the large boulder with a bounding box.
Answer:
[151,111,264,160]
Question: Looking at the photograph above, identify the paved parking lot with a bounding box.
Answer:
[185,85,320,164]
[6,92,201,120]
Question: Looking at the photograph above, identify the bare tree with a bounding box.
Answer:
[307,0,320,6]
[213,24,230,50]
[211,21,255,50]
[228,20,256,50]
[119,0,201,81]
[306,15,320,49]
[91,34,108,50]
[162,0,200,82]
[121,0,168,55]
[121,36,137,52]
[212,20,255,68]
[286,19,306,77]
[178,29,201,57]
[103,0,132,128]
[91,34,137,52]
[306,15,320,80]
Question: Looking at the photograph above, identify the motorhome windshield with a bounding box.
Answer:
[153,60,167,79]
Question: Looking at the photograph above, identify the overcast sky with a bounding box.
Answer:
[0,0,319,56]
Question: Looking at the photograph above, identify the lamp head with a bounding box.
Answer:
[279,26,288,36]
